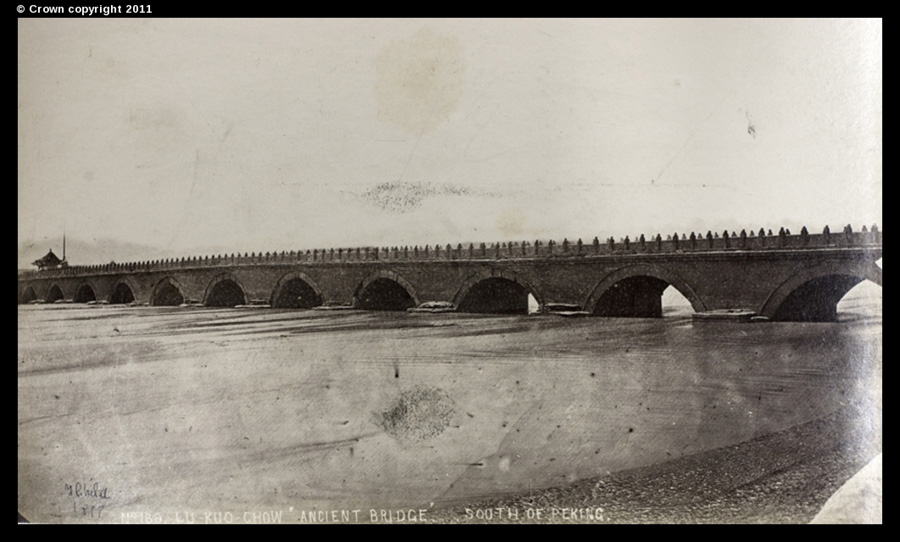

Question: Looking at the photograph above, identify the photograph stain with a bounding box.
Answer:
[374,27,465,135]
[380,386,456,443]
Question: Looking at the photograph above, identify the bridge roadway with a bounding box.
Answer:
[17,227,883,322]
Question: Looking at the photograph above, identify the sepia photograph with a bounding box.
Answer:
[18,16,882,524]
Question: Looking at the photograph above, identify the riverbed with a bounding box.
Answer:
[17,283,881,523]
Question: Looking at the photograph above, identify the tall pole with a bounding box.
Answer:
[63,230,66,260]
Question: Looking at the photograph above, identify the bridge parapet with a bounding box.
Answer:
[18,225,882,281]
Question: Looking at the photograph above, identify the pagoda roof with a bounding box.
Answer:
[32,249,62,267]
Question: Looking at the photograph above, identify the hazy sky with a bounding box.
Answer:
[18,18,882,265]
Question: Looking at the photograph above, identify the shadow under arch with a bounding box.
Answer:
[151,277,186,306]
[759,260,881,321]
[109,277,138,304]
[203,273,248,307]
[73,281,98,303]
[270,271,324,309]
[583,263,707,317]
[20,285,37,304]
[46,284,65,303]
[453,268,543,314]
[354,270,420,310]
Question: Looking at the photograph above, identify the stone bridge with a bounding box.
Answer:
[17,226,882,322]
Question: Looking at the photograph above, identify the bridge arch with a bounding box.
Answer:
[203,273,248,307]
[73,281,98,303]
[46,284,65,303]
[354,270,419,311]
[584,264,707,317]
[270,271,324,309]
[151,277,186,306]
[453,268,543,314]
[20,285,37,304]
[109,277,138,304]
[759,261,881,321]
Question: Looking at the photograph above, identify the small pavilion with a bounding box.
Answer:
[31,249,65,270]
